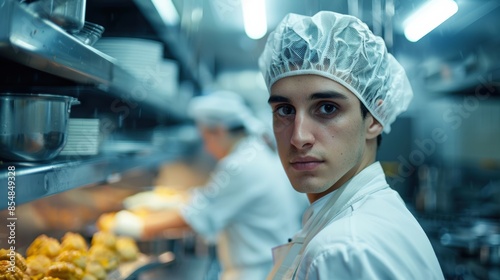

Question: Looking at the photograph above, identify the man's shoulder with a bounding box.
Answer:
[301,196,435,267]
[304,194,418,254]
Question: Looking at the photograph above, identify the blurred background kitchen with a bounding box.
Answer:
[0,0,499,279]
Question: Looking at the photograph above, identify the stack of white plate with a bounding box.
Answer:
[60,118,100,156]
[156,59,179,98]
[94,38,164,80]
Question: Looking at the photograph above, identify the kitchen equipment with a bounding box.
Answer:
[0,93,79,161]
[28,0,87,33]
[72,21,104,46]
[440,230,480,256]
[440,220,500,258]
[480,234,500,265]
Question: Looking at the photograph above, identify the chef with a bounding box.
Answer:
[258,11,444,279]
[113,90,308,280]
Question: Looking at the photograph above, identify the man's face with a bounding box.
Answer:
[199,125,227,160]
[269,74,375,199]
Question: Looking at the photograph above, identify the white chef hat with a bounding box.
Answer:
[187,90,265,136]
[258,11,413,133]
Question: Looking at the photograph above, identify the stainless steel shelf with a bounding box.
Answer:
[0,149,182,210]
[0,0,193,210]
[0,0,182,119]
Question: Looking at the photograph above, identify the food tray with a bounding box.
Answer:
[107,252,175,280]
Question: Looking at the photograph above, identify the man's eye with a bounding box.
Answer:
[276,105,295,116]
[318,103,337,114]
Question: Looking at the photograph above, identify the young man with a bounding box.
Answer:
[112,90,308,280]
[259,11,444,279]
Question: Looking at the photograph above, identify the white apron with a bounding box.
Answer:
[267,174,388,280]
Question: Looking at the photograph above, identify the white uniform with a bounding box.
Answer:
[181,136,308,280]
[291,162,443,279]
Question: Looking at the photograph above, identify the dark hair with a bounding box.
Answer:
[360,103,382,148]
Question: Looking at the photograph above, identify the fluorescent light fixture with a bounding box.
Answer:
[152,0,180,26]
[403,0,458,42]
[241,0,268,40]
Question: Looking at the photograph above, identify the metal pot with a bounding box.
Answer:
[27,0,87,33]
[0,93,79,162]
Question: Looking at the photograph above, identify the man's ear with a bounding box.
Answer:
[366,99,384,140]
[365,113,383,140]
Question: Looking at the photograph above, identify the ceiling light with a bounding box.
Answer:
[241,0,268,40]
[403,0,458,42]
[152,0,180,26]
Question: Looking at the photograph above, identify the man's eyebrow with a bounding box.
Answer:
[268,95,289,104]
[310,91,349,100]
[268,91,349,104]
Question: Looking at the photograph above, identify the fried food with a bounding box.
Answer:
[87,244,119,272]
[25,254,51,279]
[61,232,88,252]
[0,249,27,272]
[0,260,30,280]
[55,250,87,269]
[91,231,116,249]
[115,237,139,262]
[84,261,106,280]
[46,262,84,280]
[95,212,115,233]
[26,235,61,259]
[14,228,144,280]
[82,274,97,280]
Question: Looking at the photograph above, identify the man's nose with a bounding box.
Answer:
[290,113,315,149]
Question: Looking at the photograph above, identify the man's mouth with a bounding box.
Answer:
[290,156,323,171]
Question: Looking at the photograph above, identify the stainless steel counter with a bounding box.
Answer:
[135,236,219,280]
[138,255,217,280]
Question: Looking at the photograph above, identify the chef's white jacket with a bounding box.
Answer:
[181,136,308,280]
[294,162,444,279]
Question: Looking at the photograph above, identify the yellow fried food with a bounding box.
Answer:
[96,212,116,233]
[55,250,87,269]
[61,232,88,252]
[115,236,139,262]
[81,274,98,280]
[84,261,106,280]
[25,254,51,279]
[26,235,61,259]
[0,260,30,280]
[91,231,116,249]
[40,277,62,280]
[87,244,119,272]
[46,262,84,280]
[0,249,27,272]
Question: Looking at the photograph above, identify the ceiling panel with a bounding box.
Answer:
[87,0,500,86]
[177,0,500,76]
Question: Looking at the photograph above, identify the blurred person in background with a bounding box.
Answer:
[259,11,444,279]
[112,90,309,280]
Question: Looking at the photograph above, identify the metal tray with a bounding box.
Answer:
[107,252,175,280]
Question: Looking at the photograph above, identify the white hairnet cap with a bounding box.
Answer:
[187,90,265,135]
[258,11,413,133]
